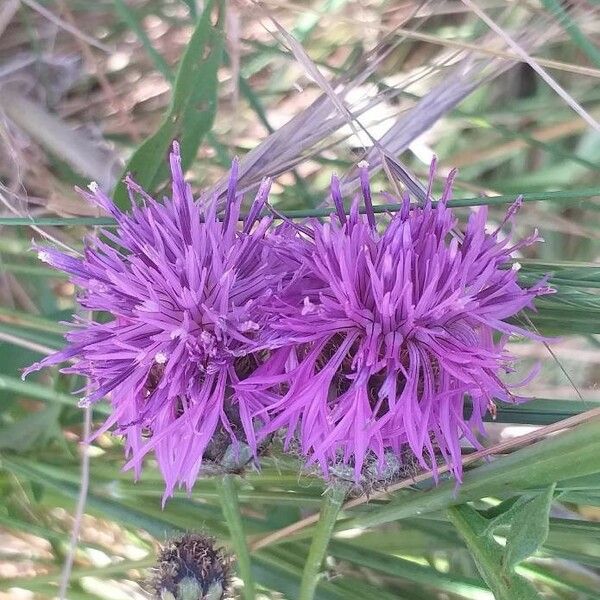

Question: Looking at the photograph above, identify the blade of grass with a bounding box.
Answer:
[541,0,600,68]
[0,262,67,278]
[0,373,110,415]
[112,0,225,209]
[112,0,172,81]
[344,416,600,533]
[216,474,256,600]
[298,483,346,600]
[1,186,599,227]
[479,398,600,425]
[251,410,600,550]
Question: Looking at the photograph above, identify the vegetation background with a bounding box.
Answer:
[0,1,600,598]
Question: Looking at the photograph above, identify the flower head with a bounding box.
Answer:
[244,163,552,482]
[150,533,231,600]
[26,143,286,498]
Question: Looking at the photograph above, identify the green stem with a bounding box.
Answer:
[1,187,600,227]
[447,504,540,600]
[216,474,256,600]
[298,483,347,600]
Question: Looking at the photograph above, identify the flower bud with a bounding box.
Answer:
[151,534,231,600]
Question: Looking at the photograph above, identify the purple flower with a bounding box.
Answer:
[26,143,287,499]
[243,163,552,483]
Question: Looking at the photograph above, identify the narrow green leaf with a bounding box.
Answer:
[2,186,600,227]
[298,483,347,600]
[216,474,256,600]
[447,504,541,600]
[113,0,172,81]
[112,0,225,209]
[0,262,67,278]
[542,0,600,68]
[0,557,156,591]
[481,398,600,425]
[330,541,493,599]
[0,374,110,415]
[503,484,556,572]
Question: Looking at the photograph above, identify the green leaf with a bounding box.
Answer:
[447,504,541,600]
[503,484,556,572]
[112,0,225,209]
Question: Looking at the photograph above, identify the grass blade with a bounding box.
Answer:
[112,0,225,209]
[216,474,256,600]
[1,187,599,227]
[298,484,346,600]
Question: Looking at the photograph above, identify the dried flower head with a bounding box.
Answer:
[244,163,552,483]
[25,143,287,499]
[150,533,231,600]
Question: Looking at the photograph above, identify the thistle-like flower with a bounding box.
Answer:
[150,534,231,600]
[25,143,285,498]
[244,164,552,482]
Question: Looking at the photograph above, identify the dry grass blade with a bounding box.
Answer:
[341,16,559,194]
[0,89,120,191]
[208,6,561,207]
[462,0,600,133]
[258,2,366,149]
[390,26,600,79]
[0,0,20,38]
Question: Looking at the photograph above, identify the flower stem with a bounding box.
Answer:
[216,474,256,600]
[298,483,347,600]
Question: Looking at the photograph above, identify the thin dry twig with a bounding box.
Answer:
[58,403,91,599]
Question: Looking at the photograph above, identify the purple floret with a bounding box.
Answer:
[25,143,288,499]
[242,163,552,483]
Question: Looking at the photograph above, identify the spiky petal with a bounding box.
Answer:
[243,167,552,482]
[26,143,286,499]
